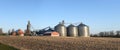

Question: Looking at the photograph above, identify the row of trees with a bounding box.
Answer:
[91,31,120,38]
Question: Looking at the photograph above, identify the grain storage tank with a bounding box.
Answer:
[78,23,90,37]
[67,24,78,37]
[54,22,67,36]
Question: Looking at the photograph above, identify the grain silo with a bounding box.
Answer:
[67,24,78,37]
[54,21,67,36]
[78,23,90,37]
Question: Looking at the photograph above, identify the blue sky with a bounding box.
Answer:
[0,0,120,34]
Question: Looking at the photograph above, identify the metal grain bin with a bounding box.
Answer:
[54,22,67,36]
[78,23,90,37]
[67,24,78,37]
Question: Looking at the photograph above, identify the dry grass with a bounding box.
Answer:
[0,36,119,50]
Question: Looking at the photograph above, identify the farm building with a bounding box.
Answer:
[44,31,59,36]
[17,29,24,36]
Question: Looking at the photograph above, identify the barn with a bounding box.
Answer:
[44,31,59,36]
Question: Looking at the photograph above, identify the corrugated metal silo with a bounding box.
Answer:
[78,23,90,37]
[67,24,78,37]
[54,22,67,36]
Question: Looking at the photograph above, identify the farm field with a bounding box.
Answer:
[0,36,119,50]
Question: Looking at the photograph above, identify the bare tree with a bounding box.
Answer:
[109,31,114,37]
[99,32,104,37]
[116,31,120,37]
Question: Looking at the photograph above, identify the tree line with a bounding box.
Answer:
[91,31,120,38]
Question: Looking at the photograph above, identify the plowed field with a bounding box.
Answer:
[0,36,119,50]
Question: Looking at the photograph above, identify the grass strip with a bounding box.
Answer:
[0,43,19,50]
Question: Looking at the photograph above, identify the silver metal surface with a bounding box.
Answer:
[78,23,90,37]
[54,23,67,36]
[67,24,78,37]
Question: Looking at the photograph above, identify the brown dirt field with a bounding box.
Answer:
[0,36,119,50]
